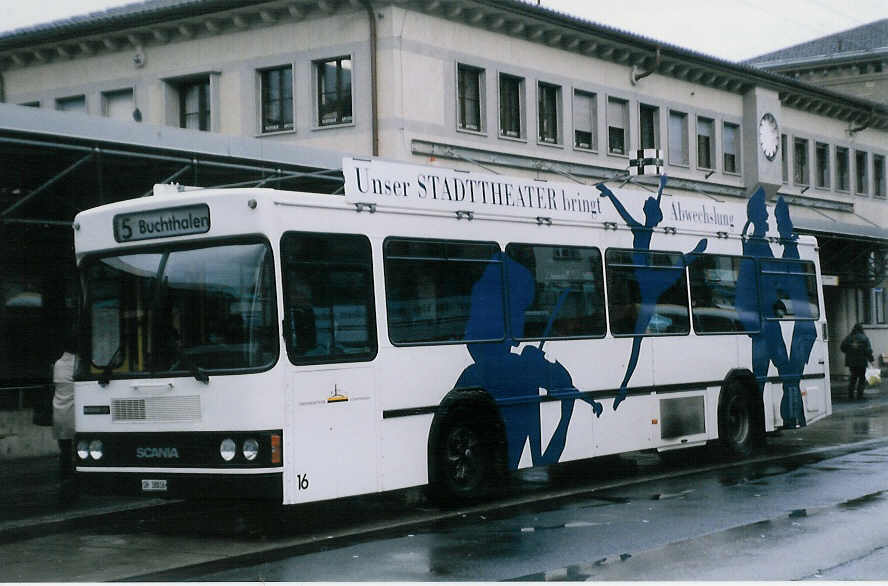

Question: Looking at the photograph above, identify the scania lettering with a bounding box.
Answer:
[72,157,831,504]
[136,447,180,459]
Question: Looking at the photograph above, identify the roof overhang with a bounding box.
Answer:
[788,204,888,243]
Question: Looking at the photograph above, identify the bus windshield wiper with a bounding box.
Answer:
[173,348,210,384]
[97,346,122,387]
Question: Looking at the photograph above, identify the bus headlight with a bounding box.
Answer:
[89,440,104,460]
[220,438,236,461]
[76,441,90,460]
[242,438,259,461]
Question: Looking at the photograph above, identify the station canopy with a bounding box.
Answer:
[0,103,344,392]
[0,103,345,228]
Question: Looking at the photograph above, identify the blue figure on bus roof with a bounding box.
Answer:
[775,196,813,428]
[455,253,602,471]
[597,175,707,410]
[738,188,791,401]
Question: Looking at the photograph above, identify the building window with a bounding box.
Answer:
[537,82,560,144]
[607,97,628,155]
[815,142,830,189]
[875,288,886,325]
[317,57,352,127]
[875,154,886,198]
[855,150,868,195]
[498,73,523,139]
[102,88,134,122]
[639,104,659,150]
[781,134,788,183]
[696,116,714,170]
[572,89,596,150]
[56,95,86,113]
[457,64,483,132]
[723,122,739,174]
[180,79,210,130]
[836,147,850,191]
[856,288,873,324]
[261,66,293,133]
[793,138,809,185]
[668,110,688,166]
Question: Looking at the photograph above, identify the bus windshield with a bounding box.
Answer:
[80,240,278,380]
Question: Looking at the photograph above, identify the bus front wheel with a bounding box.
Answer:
[718,379,762,458]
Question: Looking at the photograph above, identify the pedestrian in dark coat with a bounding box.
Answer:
[841,323,874,400]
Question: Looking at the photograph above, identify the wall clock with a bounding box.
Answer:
[759,112,779,161]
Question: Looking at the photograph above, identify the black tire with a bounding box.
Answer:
[718,379,761,458]
[432,411,497,503]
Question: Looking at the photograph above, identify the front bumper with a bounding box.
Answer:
[76,468,283,500]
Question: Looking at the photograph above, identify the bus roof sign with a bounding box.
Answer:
[343,157,605,223]
[343,158,746,236]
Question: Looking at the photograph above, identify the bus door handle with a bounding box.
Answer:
[131,382,174,394]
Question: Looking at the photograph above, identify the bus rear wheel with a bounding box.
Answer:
[718,379,761,458]
[432,413,498,503]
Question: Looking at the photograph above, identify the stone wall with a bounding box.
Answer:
[0,410,57,459]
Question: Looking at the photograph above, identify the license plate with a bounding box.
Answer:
[141,479,167,492]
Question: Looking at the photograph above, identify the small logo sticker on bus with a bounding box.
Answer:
[113,204,210,243]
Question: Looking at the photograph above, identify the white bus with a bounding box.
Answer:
[72,157,830,503]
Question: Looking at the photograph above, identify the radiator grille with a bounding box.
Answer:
[111,396,201,422]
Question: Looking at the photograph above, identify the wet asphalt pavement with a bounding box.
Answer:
[196,424,888,580]
[1,381,888,581]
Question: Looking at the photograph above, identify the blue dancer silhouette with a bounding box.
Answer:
[597,175,707,410]
[775,196,813,427]
[455,253,602,471]
[737,188,791,399]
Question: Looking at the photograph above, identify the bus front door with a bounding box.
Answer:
[284,364,378,504]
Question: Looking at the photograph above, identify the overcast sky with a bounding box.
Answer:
[0,0,885,61]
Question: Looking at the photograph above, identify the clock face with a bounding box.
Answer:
[759,112,779,161]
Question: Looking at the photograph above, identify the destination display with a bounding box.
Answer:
[113,204,211,243]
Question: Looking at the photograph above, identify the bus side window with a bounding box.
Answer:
[505,243,606,339]
[605,248,691,336]
[384,238,502,345]
[759,260,820,320]
[281,232,376,364]
[688,254,761,334]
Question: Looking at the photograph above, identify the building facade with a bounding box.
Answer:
[0,0,887,384]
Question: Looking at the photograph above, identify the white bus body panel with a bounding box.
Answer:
[72,160,832,503]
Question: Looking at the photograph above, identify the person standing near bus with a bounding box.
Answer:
[52,335,78,503]
[841,323,873,401]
